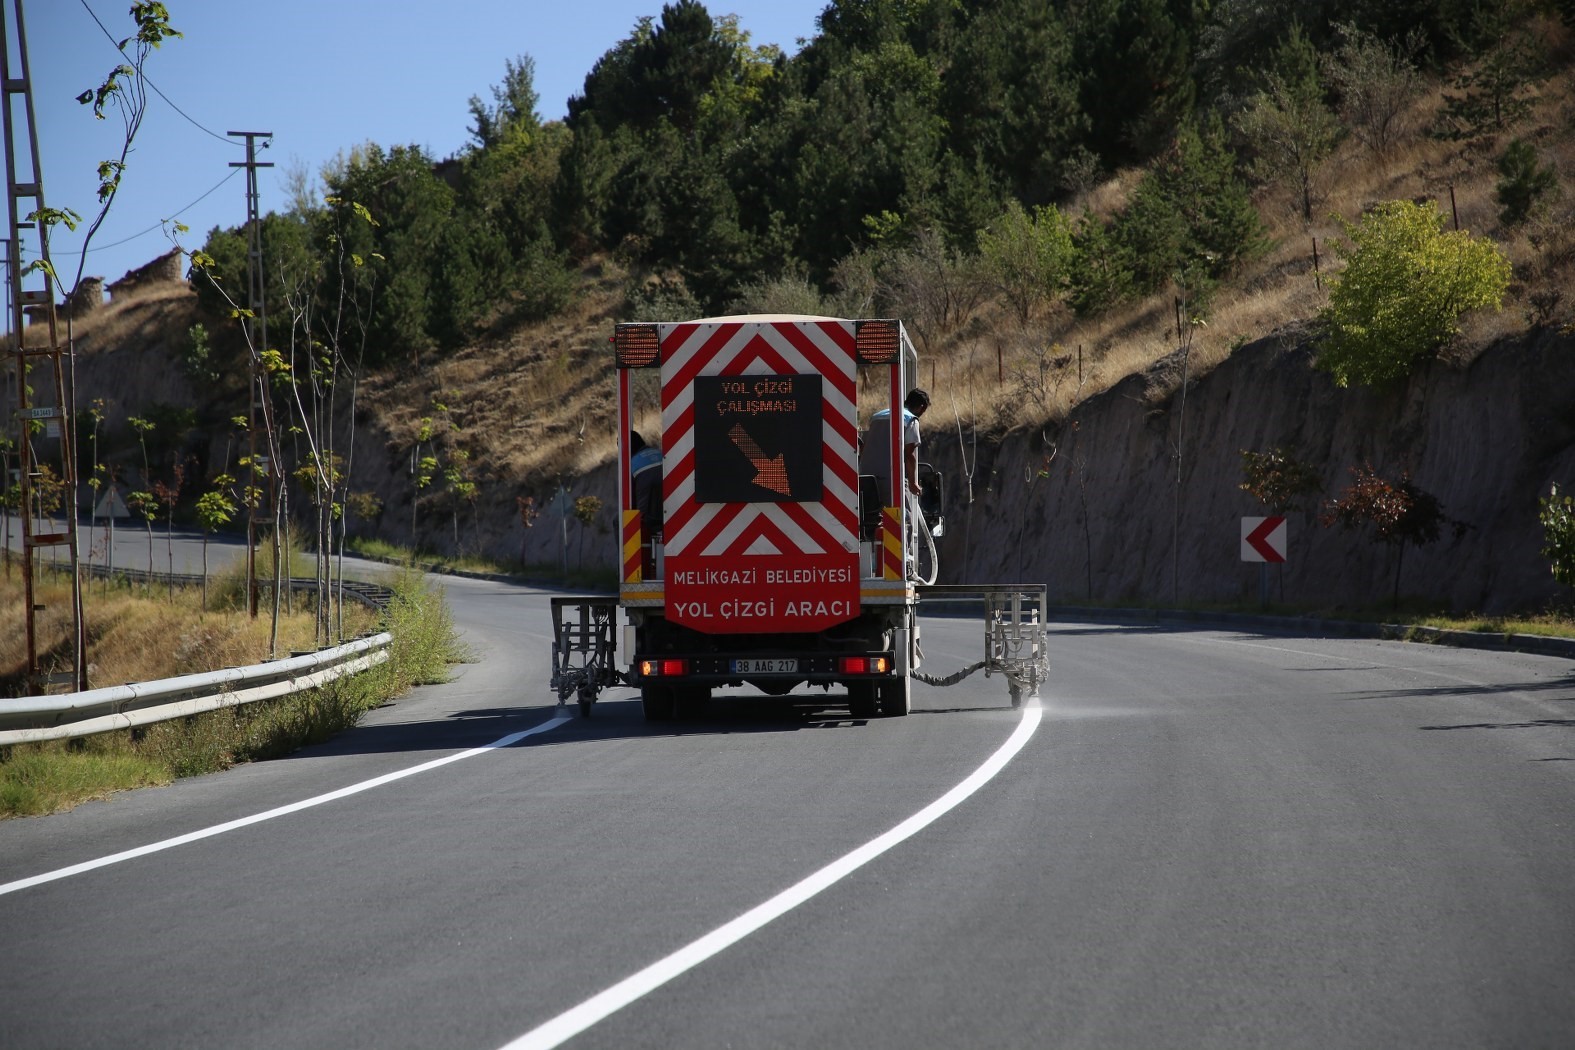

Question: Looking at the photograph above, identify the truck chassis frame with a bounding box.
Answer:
[548,585,1049,718]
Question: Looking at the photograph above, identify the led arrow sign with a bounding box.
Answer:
[693,374,822,503]
[727,424,790,496]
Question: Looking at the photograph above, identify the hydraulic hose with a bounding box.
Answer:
[906,489,939,586]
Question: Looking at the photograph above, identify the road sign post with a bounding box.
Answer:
[1241,516,1287,607]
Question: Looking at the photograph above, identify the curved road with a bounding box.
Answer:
[2,563,1573,1048]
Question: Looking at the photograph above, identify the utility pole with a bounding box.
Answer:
[4,0,87,692]
[229,130,272,617]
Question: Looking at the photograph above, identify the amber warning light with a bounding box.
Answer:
[615,324,661,368]
[855,319,901,364]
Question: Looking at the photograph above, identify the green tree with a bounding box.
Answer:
[1233,23,1340,223]
[467,54,541,149]
[941,0,1086,204]
[1318,199,1512,387]
[127,416,157,575]
[1073,0,1200,166]
[1240,447,1322,513]
[457,58,576,323]
[1067,211,1133,317]
[59,2,182,294]
[195,476,237,611]
[1114,174,1188,295]
[573,494,604,568]
[977,199,1076,321]
[1323,22,1423,161]
[181,322,219,384]
[320,143,454,361]
[568,1,733,137]
[1495,138,1558,227]
[443,448,479,554]
[1438,0,1548,137]
[1538,482,1575,592]
[782,42,946,278]
[1113,116,1262,301]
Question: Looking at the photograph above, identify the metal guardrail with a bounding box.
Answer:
[0,633,394,745]
[0,568,399,746]
[75,563,397,611]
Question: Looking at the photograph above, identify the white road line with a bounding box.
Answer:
[502,698,1045,1050]
[0,715,573,897]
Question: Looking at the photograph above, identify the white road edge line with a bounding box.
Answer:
[501,697,1045,1050]
[0,715,574,897]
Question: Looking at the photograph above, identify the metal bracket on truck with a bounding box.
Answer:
[549,596,621,716]
[911,584,1051,707]
[549,583,1049,714]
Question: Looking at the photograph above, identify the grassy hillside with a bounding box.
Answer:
[42,27,1575,565]
[350,40,1575,510]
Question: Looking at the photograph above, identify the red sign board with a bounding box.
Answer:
[657,320,863,636]
[1241,516,1287,563]
[666,551,859,634]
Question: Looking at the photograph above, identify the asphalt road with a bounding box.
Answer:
[2,556,1574,1047]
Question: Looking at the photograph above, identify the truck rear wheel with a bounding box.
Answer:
[675,685,710,719]
[877,675,911,717]
[847,681,877,719]
[642,685,676,722]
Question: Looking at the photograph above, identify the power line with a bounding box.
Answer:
[77,167,244,253]
[19,168,244,263]
[78,0,245,147]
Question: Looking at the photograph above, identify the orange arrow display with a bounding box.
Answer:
[728,424,791,496]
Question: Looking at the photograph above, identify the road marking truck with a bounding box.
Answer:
[550,315,1048,720]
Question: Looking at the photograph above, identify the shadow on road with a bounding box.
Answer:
[1420,718,1575,730]
[1349,677,1575,702]
[277,689,1010,760]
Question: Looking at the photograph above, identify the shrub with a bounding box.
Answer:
[1318,200,1511,387]
[1539,483,1575,591]
[1495,138,1558,227]
[1320,464,1459,607]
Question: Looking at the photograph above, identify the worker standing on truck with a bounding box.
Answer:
[860,388,930,503]
[631,430,663,576]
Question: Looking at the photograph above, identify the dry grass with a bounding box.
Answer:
[68,280,194,347]
[1,568,455,817]
[51,36,1575,499]
[0,559,372,697]
[961,35,1575,433]
[360,258,633,490]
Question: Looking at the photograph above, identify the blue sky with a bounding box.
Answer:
[24,0,825,300]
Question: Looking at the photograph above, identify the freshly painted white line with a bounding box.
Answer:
[501,698,1044,1050]
[0,715,573,897]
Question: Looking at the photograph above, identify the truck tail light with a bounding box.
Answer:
[640,658,688,677]
[839,656,889,675]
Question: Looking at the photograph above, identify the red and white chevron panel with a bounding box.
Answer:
[660,319,861,634]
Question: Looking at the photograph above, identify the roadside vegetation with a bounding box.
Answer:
[344,535,618,590]
[41,0,1561,581]
[11,0,1574,680]
[0,567,464,818]
[1077,597,1575,641]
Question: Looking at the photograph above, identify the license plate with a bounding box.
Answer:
[732,658,798,674]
